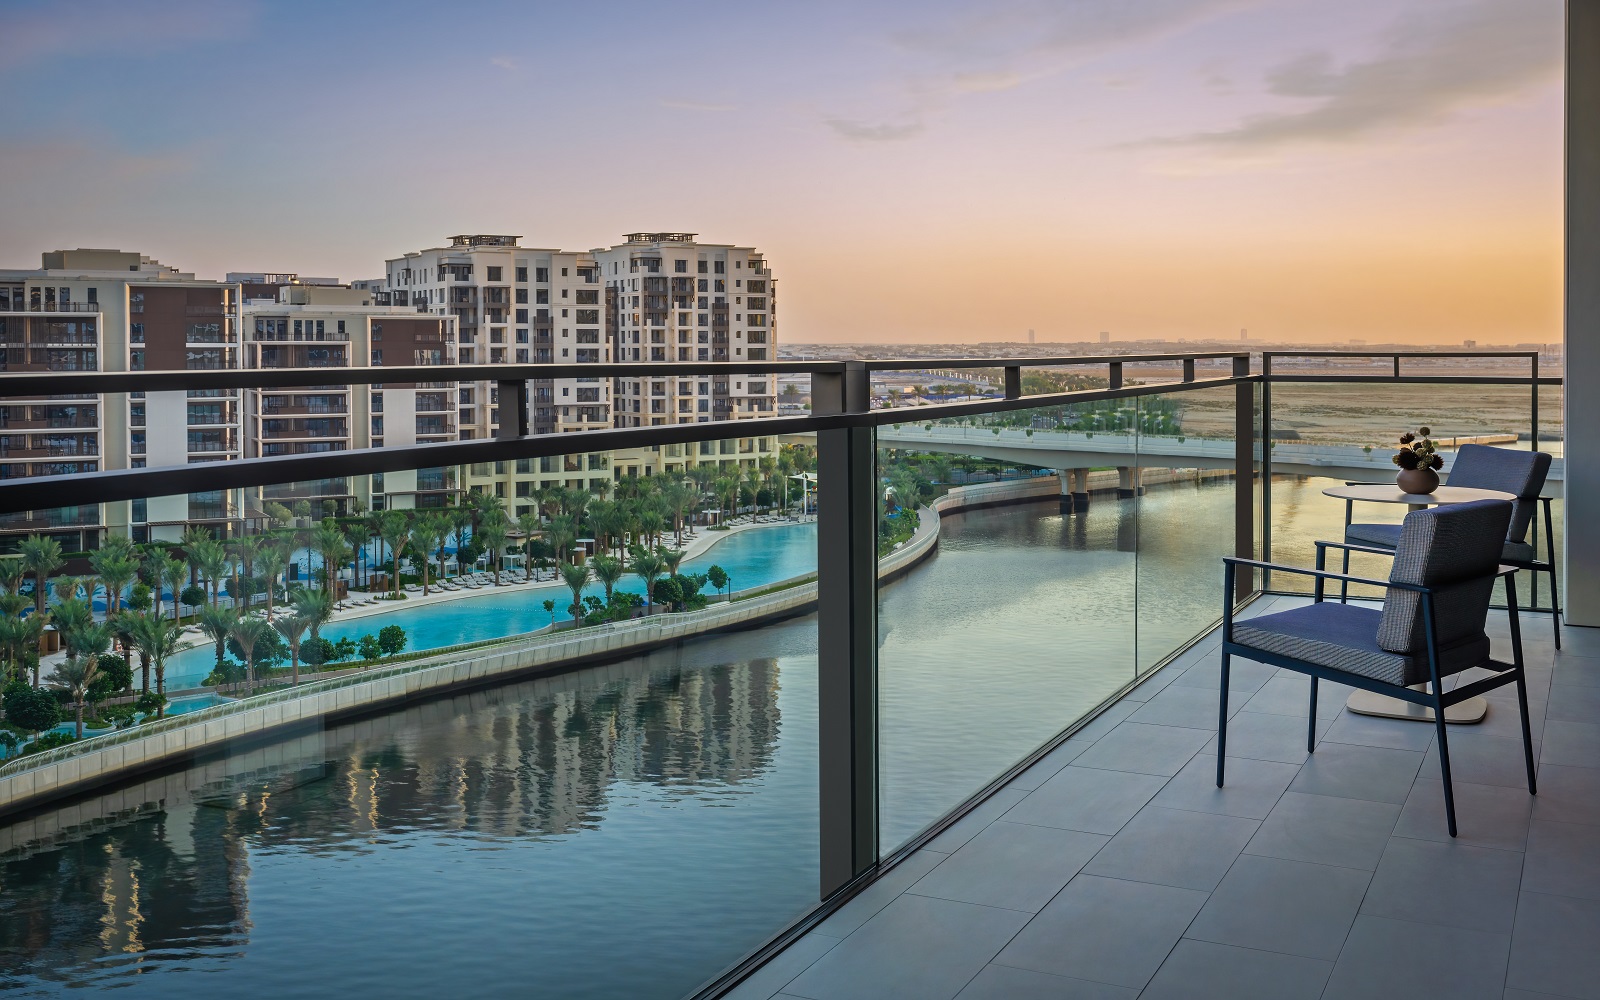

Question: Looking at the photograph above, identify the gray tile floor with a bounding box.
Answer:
[727,597,1600,1000]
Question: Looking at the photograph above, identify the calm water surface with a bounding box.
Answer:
[1,475,1549,998]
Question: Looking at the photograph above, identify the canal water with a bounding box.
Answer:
[0,475,1560,998]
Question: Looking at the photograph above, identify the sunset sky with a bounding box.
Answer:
[0,0,1565,344]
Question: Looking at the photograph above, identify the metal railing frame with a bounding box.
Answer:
[0,349,1565,1000]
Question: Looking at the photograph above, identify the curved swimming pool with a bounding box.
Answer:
[162,521,819,690]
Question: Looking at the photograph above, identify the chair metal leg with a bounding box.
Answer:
[1516,667,1538,795]
[1308,676,1319,753]
[1340,549,1350,604]
[1549,564,1563,650]
[1433,684,1458,837]
[1217,652,1231,787]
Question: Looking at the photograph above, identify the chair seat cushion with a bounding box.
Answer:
[1345,523,1402,548]
[1348,523,1540,566]
[1233,602,1491,687]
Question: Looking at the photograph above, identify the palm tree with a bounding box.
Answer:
[589,554,624,601]
[18,536,64,617]
[629,552,666,613]
[0,557,24,597]
[311,518,351,595]
[713,476,739,522]
[660,548,686,577]
[50,641,104,739]
[517,511,541,573]
[378,510,411,597]
[52,575,90,607]
[559,561,590,621]
[159,556,188,622]
[447,505,473,573]
[127,612,183,716]
[408,515,444,596]
[50,594,93,651]
[18,610,47,688]
[89,548,139,618]
[228,615,273,696]
[198,605,238,684]
[478,513,509,585]
[191,540,230,608]
[662,483,694,544]
[256,542,288,619]
[638,510,666,550]
[362,510,387,588]
[291,588,334,685]
[563,488,593,531]
[273,608,311,687]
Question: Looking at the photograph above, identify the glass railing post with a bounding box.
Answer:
[814,361,878,899]
[1235,355,1256,602]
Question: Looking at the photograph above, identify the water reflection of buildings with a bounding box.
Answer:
[300,656,784,842]
[0,653,784,987]
[0,804,253,989]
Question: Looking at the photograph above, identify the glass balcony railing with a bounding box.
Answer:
[0,352,1564,1000]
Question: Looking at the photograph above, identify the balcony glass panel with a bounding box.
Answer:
[875,403,1141,852]
[0,438,817,1000]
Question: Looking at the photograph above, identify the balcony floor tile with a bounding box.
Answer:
[784,894,1030,1000]
[1139,939,1332,1000]
[731,613,1600,1000]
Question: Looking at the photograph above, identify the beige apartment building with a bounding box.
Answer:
[0,232,781,548]
[236,278,458,513]
[380,234,780,519]
[0,249,243,547]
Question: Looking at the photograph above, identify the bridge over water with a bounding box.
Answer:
[785,425,1566,497]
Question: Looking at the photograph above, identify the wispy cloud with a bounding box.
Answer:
[489,55,518,72]
[1140,0,1560,151]
[659,99,738,112]
[821,0,1250,143]
[0,0,256,65]
[826,118,926,143]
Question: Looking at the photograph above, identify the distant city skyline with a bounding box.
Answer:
[0,0,1562,345]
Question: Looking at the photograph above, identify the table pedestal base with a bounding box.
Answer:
[1346,689,1487,725]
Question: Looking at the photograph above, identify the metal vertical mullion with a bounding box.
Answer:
[1234,357,1256,603]
[1260,354,1274,590]
[815,362,877,899]
[497,378,528,439]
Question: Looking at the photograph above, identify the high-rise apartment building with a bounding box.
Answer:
[0,249,243,547]
[238,279,458,512]
[592,233,776,428]
[382,236,619,511]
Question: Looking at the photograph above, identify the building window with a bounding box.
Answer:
[516,266,527,282]
[674,260,687,273]
[535,267,549,282]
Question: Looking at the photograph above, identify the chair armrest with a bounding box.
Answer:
[1315,540,1396,558]
[1222,556,1418,592]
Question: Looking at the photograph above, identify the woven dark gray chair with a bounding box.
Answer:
[1341,444,1559,647]
[1221,500,1535,836]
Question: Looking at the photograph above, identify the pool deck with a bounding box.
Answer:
[725,598,1598,1000]
[327,513,815,626]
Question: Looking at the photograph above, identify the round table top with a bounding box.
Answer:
[1322,483,1516,505]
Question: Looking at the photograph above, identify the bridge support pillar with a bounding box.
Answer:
[1055,469,1090,511]
[1117,466,1144,498]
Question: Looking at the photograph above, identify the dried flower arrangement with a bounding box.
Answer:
[1393,426,1445,472]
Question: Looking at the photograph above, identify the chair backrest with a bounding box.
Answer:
[1446,444,1552,543]
[1376,499,1512,657]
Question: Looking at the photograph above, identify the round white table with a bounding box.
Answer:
[1320,482,1516,725]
